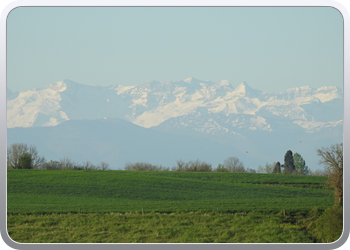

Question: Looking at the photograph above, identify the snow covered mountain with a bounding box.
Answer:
[7,78,343,170]
[7,78,343,133]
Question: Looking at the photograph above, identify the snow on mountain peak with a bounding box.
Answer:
[7,82,69,128]
[214,80,233,89]
[315,86,341,103]
[48,81,67,92]
[6,78,342,134]
[233,82,262,98]
[235,81,249,91]
[218,80,230,86]
[183,77,214,85]
[184,77,197,83]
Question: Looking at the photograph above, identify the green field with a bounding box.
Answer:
[8,169,332,214]
[7,169,336,243]
[7,212,317,243]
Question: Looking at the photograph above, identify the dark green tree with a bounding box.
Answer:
[18,153,33,169]
[272,161,281,174]
[283,150,296,174]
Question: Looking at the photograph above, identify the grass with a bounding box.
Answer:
[7,212,315,243]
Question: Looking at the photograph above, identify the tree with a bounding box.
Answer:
[28,145,46,169]
[7,143,46,169]
[59,157,75,170]
[256,165,264,173]
[185,159,212,172]
[7,143,28,169]
[245,167,256,173]
[98,161,110,171]
[283,150,296,174]
[45,160,60,170]
[18,153,32,169]
[171,159,212,172]
[171,159,186,171]
[216,164,228,172]
[82,160,96,170]
[272,162,281,174]
[125,162,168,171]
[223,157,245,173]
[317,143,343,206]
[256,162,274,174]
[263,162,274,174]
[293,153,309,175]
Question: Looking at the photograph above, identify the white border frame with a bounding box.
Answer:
[1,1,349,249]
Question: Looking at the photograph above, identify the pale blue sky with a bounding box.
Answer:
[7,7,343,92]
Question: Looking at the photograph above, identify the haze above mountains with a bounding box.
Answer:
[7,78,343,170]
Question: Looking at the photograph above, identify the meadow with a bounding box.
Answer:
[7,212,317,243]
[7,169,335,243]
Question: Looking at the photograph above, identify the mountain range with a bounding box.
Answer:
[7,78,343,170]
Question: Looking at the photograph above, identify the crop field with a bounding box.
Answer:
[7,169,333,214]
[7,170,337,243]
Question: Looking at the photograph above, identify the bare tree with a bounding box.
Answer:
[309,169,328,176]
[256,162,274,174]
[7,143,28,169]
[28,145,46,169]
[264,162,274,174]
[83,160,96,170]
[125,162,167,171]
[256,165,264,173]
[186,159,212,172]
[45,160,60,170]
[317,143,343,206]
[7,143,46,169]
[172,159,186,171]
[171,159,212,172]
[223,157,245,172]
[59,157,75,170]
[98,161,110,170]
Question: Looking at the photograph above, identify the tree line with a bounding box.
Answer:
[124,157,255,173]
[256,150,310,175]
[7,143,110,171]
[6,142,336,178]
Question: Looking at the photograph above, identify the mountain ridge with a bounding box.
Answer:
[7,78,343,170]
[7,78,342,131]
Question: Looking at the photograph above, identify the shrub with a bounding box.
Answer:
[125,162,169,171]
[309,205,343,243]
[18,153,33,169]
[171,159,212,172]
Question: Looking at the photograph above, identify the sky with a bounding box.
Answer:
[7,6,343,93]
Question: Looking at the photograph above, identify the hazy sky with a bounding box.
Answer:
[7,7,343,92]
